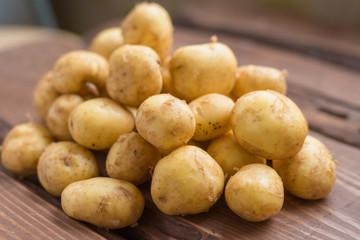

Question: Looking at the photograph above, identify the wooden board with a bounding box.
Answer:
[1,22,360,239]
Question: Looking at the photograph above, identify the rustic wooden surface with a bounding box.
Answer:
[1,8,360,239]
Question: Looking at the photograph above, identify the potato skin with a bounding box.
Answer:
[1,122,52,176]
[225,164,284,222]
[232,65,287,99]
[37,141,99,197]
[231,90,308,159]
[189,93,234,141]
[61,177,145,229]
[46,94,83,140]
[106,132,161,185]
[33,72,60,120]
[151,145,224,215]
[89,27,124,59]
[107,45,162,107]
[207,131,265,181]
[273,136,336,200]
[121,2,173,61]
[170,42,237,102]
[135,94,195,150]
[68,98,134,150]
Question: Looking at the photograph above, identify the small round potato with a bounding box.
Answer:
[1,122,52,176]
[225,164,284,222]
[151,146,224,215]
[207,131,266,180]
[189,93,234,141]
[273,136,337,200]
[231,90,308,159]
[106,132,161,185]
[37,141,99,196]
[232,65,287,99]
[135,94,195,150]
[52,51,109,95]
[33,71,60,120]
[160,56,176,95]
[68,98,134,150]
[61,177,145,229]
[89,27,124,59]
[46,94,84,140]
[121,2,173,61]
[170,42,237,102]
[107,45,162,107]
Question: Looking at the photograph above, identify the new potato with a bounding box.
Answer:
[68,98,134,150]
[135,94,195,150]
[61,177,145,229]
[106,132,161,185]
[1,122,52,176]
[225,164,284,222]
[170,41,237,101]
[273,136,337,200]
[37,141,99,196]
[151,145,224,215]
[231,90,308,159]
[189,93,234,141]
[89,27,124,59]
[107,45,162,107]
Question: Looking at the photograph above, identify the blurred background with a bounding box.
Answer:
[1,0,360,33]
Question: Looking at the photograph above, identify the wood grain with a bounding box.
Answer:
[1,23,360,239]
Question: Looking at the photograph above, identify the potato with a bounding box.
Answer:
[273,136,337,200]
[189,93,234,141]
[89,27,124,59]
[151,146,224,215]
[46,94,84,140]
[37,141,99,196]
[52,51,109,95]
[170,41,237,102]
[106,132,161,185]
[231,90,308,159]
[232,65,287,99]
[135,94,195,150]
[225,164,284,222]
[107,45,162,107]
[1,122,52,176]
[207,131,266,180]
[160,56,176,95]
[121,2,173,61]
[68,98,134,150]
[33,71,60,120]
[61,177,144,229]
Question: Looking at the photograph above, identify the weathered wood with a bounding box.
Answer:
[177,1,360,70]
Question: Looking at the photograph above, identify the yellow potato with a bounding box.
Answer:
[121,2,173,61]
[1,122,52,176]
[207,131,266,180]
[68,98,134,150]
[189,93,234,141]
[107,45,162,107]
[160,55,176,95]
[231,90,308,159]
[52,51,109,95]
[61,177,144,229]
[37,141,99,197]
[46,94,84,140]
[33,71,60,120]
[106,132,161,185]
[170,41,237,102]
[273,136,337,200]
[151,146,224,215]
[225,164,284,222]
[89,27,124,59]
[232,65,287,99]
[135,94,195,150]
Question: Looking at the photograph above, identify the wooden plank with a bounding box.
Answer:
[176,1,360,70]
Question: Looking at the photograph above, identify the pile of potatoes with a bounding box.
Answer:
[0,2,337,229]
